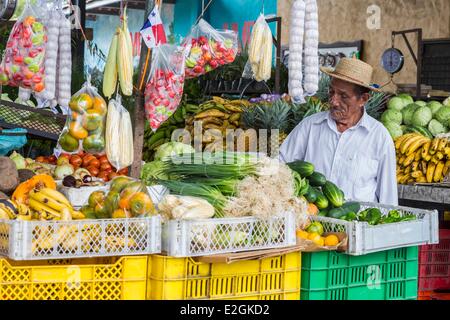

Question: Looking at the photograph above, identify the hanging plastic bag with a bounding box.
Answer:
[182,19,238,79]
[144,44,185,131]
[242,14,273,82]
[105,95,134,171]
[57,81,107,155]
[0,2,47,92]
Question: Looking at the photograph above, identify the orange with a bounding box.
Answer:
[296,229,309,239]
[91,97,107,115]
[308,233,324,246]
[69,121,88,140]
[324,235,339,246]
[307,203,319,215]
[112,208,129,219]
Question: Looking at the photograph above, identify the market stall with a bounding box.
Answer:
[0,0,448,302]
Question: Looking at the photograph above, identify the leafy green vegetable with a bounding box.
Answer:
[412,106,432,127]
[428,101,443,116]
[428,119,448,137]
[381,109,402,124]
[435,106,450,124]
[384,122,403,139]
[388,97,407,111]
[402,104,420,126]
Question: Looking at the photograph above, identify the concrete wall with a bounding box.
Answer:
[278,0,450,89]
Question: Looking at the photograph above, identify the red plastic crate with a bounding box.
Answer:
[418,229,450,292]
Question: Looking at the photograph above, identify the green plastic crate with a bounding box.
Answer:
[301,246,419,300]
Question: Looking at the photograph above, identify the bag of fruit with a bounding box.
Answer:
[144,44,185,132]
[81,176,157,219]
[182,19,238,79]
[57,81,107,155]
[0,2,47,92]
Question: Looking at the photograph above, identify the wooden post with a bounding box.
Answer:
[130,0,155,178]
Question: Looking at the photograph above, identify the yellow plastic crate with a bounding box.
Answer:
[147,252,301,300]
[0,256,148,300]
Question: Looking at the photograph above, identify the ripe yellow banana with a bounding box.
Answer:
[406,137,430,156]
[414,149,422,161]
[411,170,424,179]
[444,160,450,176]
[421,161,428,175]
[434,161,445,183]
[0,207,11,220]
[38,188,71,207]
[29,190,70,213]
[429,138,440,155]
[28,198,61,219]
[416,176,427,183]
[398,155,406,166]
[426,162,437,183]
[400,134,423,154]
[435,152,444,161]
[411,161,420,172]
[444,147,450,157]
[422,141,431,159]
[403,153,416,167]
[395,133,415,150]
[437,138,448,151]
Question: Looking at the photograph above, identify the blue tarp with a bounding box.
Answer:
[0,128,27,156]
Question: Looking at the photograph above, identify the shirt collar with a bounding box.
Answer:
[312,109,371,132]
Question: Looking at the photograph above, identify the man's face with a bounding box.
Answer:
[328,78,369,122]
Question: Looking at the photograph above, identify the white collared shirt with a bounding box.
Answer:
[279,111,398,205]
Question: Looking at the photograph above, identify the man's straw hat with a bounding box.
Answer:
[320,57,381,92]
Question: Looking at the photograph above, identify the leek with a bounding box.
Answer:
[158,180,229,218]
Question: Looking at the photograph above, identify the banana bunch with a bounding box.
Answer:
[395,133,450,184]
[0,199,37,221]
[28,188,85,221]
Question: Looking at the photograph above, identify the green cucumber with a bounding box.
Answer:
[308,172,327,187]
[314,190,329,209]
[287,161,315,177]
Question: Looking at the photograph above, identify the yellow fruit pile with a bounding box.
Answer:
[395,133,450,184]
[296,229,339,247]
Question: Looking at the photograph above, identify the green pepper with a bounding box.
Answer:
[345,211,358,221]
[388,210,401,219]
[362,208,382,225]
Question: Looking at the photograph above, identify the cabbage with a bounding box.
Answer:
[412,106,432,127]
[428,101,443,116]
[444,97,450,107]
[154,142,195,161]
[434,106,450,124]
[384,122,403,139]
[397,94,414,105]
[54,164,74,180]
[402,104,420,125]
[387,97,407,111]
[415,101,427,107]
[9,151,26,169]
[381,109,402,124]
[428,119,447,137]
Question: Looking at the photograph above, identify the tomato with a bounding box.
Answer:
[97,171,109,182]
[82,155,96,167]
[98,156,109,165]
[86,166,99,177]
[89,159,100,168]
[70,155,83,167]
[35,156,45,163]
[108,172,119,180]
[48,155,57,163]
[100,163,112,172]
[118,167,129,175]
[60,153,71,159]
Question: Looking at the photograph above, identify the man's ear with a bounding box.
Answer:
[360,93,371,105]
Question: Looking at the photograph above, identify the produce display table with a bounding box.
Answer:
[398,184,450,229]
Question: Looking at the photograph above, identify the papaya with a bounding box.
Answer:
[129,192,155,216]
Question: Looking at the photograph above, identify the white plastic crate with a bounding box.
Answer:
[310,202,439,256]
[162,212,297,257]
[0,216,162,260]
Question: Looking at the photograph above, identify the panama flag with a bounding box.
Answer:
[140,5,167,48]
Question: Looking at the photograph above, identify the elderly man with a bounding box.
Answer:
[280,58,397,205]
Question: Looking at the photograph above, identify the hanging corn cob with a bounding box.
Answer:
[103,7,134,98]
[244,13,273,82]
